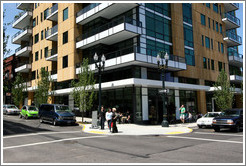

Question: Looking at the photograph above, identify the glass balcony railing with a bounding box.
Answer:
[222,13,240,26]
[47,3,58,17]
[16,61,30,68]
[228,51,243,59]
[76,16,142,42]
[11,26,32,42]
[231,3,239,8]
[76,3,101,17]
[76,46,186,67]
[223,31,242,44]
[45,24,58,38]
[13,10,32,23]
[15,44,31,53]
[46,48,58,58]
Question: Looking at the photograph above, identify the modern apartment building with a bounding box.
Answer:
[12,3,243,124]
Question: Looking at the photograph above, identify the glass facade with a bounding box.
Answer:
[183,3,192,24]
[145,3,171,17]
[185,48,195,66]
[146,11,172,42]
[183,24,194,48]
[146,39,172,57]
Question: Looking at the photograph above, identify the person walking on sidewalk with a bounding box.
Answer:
[99,106,106,130]
[179,105,186,123]
[106,108,113,132]
[112,108,118,133]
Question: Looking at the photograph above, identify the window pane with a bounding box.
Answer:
[201,14,206,25]
[63,7,68,21]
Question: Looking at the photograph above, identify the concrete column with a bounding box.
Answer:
[69,95,74,110]
[175,90,180,120]
[142,88,148,121]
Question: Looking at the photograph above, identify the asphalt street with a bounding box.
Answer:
[2,114,244,164]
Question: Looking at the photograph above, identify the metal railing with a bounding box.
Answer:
[13,10,32,23]
[223,31,242,44]
[16,61,30,68]
[222,13,240,26]
[231,3,239,8]
[45,24,58,38]
[75,45,186,67]
[47,3,58,17]
[46,48,58,58]
[76,16,142,42]
[11,26,32,42]
[15,44,31,53]
[76,3,101,17]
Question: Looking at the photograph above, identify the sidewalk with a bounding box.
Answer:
[76,117,197,136]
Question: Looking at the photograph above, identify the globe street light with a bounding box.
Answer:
[157,51,169,127]
[93,53,106,114]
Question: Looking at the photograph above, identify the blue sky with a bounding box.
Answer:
[3,2,244,58]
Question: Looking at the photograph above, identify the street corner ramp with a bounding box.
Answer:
[163,127,193,135]
[81,124,110,135]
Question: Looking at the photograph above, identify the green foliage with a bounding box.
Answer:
[34,68,52,107]
[213,69,234,111]
[72,58,96,122]
[12,73,25,108]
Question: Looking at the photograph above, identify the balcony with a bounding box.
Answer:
[230,75,243,84]
[45,48,58,61]
[223,32,242,46]
[50,70,57,81]
[16,3,34,10]
[228,52,243,67]
[222,13,240,30]
[76,3,139,25]
[76,17,142,49]
[46,4,58,22]
[15,62,31,73]
[45,24,58,41]
[224,3,239,13]
[76,46,186,74]
[12,10,32,29]
[15,45,32,57]
[12,26,32,44]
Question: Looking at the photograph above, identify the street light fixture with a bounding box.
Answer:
[157,51,169,127]
[93,53,106,114]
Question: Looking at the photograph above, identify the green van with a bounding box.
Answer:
[19,105,39,119]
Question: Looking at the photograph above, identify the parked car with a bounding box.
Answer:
[39,104,76,126]
[197,112,221,128]
[212,108,243,132]
[19,105,39,119]
[3,104,20,115]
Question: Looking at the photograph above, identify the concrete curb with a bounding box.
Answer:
[79,123,193,136]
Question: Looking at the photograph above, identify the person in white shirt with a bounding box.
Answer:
[105,108,113,132]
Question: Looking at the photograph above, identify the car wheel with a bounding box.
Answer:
[19,114,22,119]
[40,117,43,123]
[25,115,28,119]
[214,127,220,132]
[53,119,57,126]
[198,125,202,128]
[234,124,240,133]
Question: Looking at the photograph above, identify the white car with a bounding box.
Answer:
[197,112,221,128]
[3,104,20,115]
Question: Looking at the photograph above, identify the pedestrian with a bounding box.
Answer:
[179,105,186,123]
[112,108,118,133]
[99,106,105,130]
[106,108,113,132]
[188,111,192,123]
[31,101,35,106]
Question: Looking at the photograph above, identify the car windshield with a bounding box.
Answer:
[7,105,18,109]
[221,110,240,117]
[55,106,71,112]
[204,113,220,117]
[29,106,38,111]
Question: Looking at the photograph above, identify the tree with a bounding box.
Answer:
[213,69,234,111]
[72,58,96,123]
[3,9,10,57]
[12,73,26,108]
[34,68,53,107]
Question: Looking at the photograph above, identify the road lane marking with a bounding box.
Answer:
[167,136,243,144]
[3,131,82,139]
[3,135,107,150]
[194,132,243,137]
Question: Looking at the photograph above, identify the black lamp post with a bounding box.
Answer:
[93,53,106,114]
[157,51,169,127]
